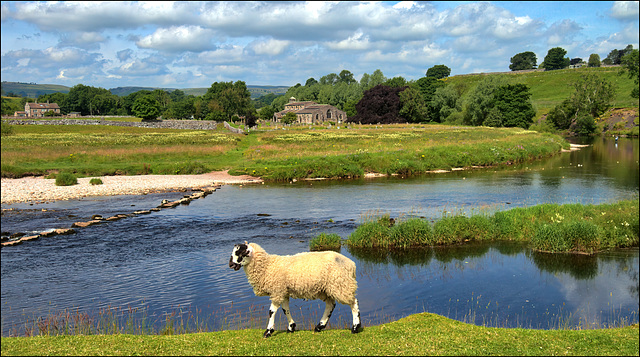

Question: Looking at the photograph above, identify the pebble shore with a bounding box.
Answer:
[1,171,262,205]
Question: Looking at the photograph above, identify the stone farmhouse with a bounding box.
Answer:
[24,101,61,117]
[273,97,346,124]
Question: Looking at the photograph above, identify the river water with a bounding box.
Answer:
[1,137,638,335]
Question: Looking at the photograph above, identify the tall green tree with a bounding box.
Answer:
[132,94,160,121]
[426,64,451,79]
[492,84,536,129]
[541,47,570,70]
[203,81,253,121]
[588,53,601,67]
[399,87,429,123]
[620,48,639,98]
[509,51,537,71]
[464,75,509,126]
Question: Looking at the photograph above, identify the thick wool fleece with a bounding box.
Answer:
[243,243,358,305]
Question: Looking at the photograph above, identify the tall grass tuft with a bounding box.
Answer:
[55,172,77,186]
[309,233,342,251]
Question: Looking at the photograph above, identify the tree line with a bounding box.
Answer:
[1,44,636,135]
[510,44,636,71]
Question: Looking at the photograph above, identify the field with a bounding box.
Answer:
[0,123,568,180]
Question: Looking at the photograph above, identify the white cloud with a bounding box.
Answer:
[249,38,291,56]
[610,1,640,20]
[326,31,370,51]
[136,26,216,52]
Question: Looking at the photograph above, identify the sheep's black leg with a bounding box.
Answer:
[264,301,279,338]
[314,298,336,332]
[281,298,296,333]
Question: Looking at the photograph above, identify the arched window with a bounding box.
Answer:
[316,114,319,122]
[326,110,332,119]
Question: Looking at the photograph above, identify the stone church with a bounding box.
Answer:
[273,97,346,124]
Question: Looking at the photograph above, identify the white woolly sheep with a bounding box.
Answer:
[229,242,362,337]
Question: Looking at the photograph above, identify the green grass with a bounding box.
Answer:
[309,233,342,251]
[345,199,639,253]
[0,123,568,179]
[447,66,639,116]
[1,313,637,356]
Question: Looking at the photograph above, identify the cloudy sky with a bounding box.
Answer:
[1,1,638,90]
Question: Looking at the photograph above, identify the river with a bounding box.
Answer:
[1,136,638,335]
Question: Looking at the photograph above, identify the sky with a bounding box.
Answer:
[1,1,638,90]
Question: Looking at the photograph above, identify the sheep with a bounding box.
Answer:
[229,241,362,337]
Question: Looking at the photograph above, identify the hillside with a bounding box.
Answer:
[1,82,288,99]
[445,66,638,115]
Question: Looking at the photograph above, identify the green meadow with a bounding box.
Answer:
[0,123,568,180]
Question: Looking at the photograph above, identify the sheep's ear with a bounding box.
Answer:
[245,245,254,256]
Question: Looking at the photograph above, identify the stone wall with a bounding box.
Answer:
[2,118,220,130]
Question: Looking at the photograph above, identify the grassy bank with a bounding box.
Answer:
[446,66,639,115]
[1,313,637,356]
[0,123,568,180]
[309,199,639,253]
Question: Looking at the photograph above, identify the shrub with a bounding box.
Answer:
[89,178,103,185]
[1,122,14,136]
[55,172,78,186]
[309,233,342,251]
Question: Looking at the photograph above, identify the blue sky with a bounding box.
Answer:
[1,1,638,89]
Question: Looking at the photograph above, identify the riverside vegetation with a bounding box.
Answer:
[0,122,568,180]
[309,199,639,254]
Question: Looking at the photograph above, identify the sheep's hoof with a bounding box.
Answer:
[263,328,274,338]
[351,323,362,334]
[287,323,296,333]
[314,323,326,332]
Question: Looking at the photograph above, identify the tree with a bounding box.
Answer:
[132,94,160,121]
[588,54,601,67]
[305,77,318,86]
[399,87,429,123]
[320,73,338,85]
[547,73,615,133]
[431,85,462,123]
[347,85,406,124]
[604,44,634,65]
[203,81,253,121]
[384,76,408,88]
[570,58,583,66]
[492,84,536,129]
[258,104,277,121]
[414,76,445,122]
[282,111,297,124]
[570,73,615,118]
[541,47,570,70]
[509,51,537,71]
[426,64,451,79]
[620,49,639,98]
[338,70,356,84]
[464,75,509,126]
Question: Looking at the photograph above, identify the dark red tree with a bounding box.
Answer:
[347,84,407,124]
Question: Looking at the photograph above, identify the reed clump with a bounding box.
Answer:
[309,233,342,251]
[344,199,638,254]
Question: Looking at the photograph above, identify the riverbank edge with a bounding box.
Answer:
[1,312,637,356]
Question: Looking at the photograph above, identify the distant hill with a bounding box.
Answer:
[1,81,289,99]
[1,81,71,98]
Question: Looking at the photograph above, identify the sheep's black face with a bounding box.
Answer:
[229,243,251,271]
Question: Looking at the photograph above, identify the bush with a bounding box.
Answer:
[347,221,392,248]
[309,233,342,251]
[55,172,78,186]
[1,122,15,136]
[89,178,103,185]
